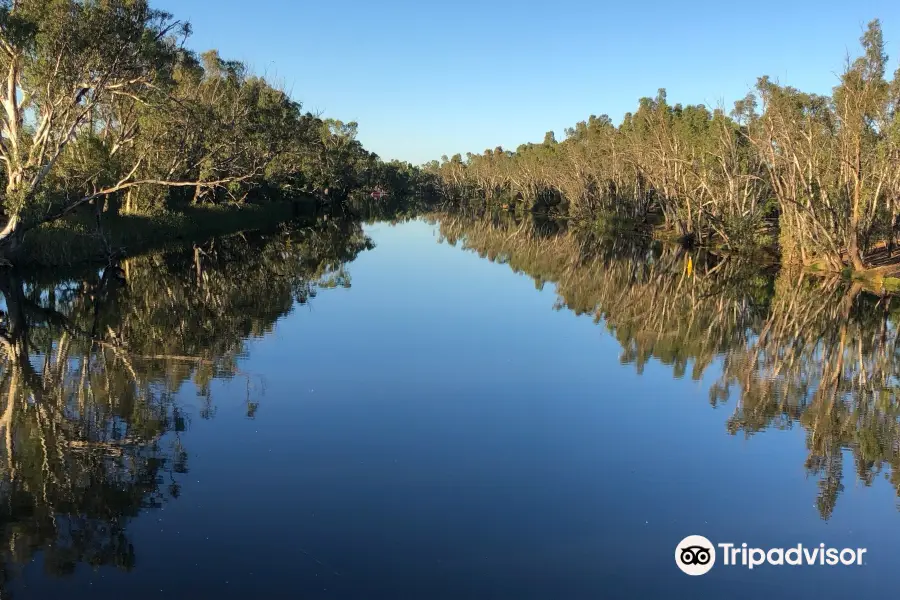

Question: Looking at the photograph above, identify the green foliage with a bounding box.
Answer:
[0,0,410,263]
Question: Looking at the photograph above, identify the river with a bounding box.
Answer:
[2,212,899,599]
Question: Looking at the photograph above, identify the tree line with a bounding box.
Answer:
[0,0,420,262]
[425,20,900,272]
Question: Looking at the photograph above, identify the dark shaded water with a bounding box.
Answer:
[2,213,900,599]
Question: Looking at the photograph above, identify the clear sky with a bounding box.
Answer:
[154,0,900,165]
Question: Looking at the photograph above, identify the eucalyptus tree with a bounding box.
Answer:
[301,119,370,202]
[746,21,900,269]
[0,0,189,252]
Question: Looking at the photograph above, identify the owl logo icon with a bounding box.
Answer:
[675,535,716,575]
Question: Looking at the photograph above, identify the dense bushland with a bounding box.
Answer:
[0,0,424,263]
[425,20,900,271]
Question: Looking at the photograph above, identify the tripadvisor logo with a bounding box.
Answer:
[675,535,716,576]
[675,535,867,576]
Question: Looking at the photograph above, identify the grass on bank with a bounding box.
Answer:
[20,199,317,267]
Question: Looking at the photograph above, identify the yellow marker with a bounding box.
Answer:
[686,255,693,277]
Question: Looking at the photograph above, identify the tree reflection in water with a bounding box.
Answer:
[6,207,900,591]
[433,209,900,520]
[0,219,372,589]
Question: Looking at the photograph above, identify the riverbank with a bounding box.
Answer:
[17,199,318,268]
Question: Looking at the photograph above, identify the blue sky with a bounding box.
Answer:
[155,0,900,165]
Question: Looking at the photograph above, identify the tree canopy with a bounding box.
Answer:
[0,0,396,262]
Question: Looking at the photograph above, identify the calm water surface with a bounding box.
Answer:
[2,214,900,599]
